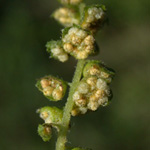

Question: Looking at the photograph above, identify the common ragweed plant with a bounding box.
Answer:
[36,0,115,150]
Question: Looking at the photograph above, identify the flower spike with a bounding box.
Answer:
[36,0,115,149]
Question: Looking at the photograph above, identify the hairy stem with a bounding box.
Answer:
[56,59,86,150]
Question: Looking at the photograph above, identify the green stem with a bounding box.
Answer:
[56,59,86,150]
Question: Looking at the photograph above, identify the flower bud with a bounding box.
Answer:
[72,75,112,115]
[80,5,107,33]
[36,75,67,101]
[37,106,63,124]
[58,0,83,5]
[38,124,52,142]
[46,40,69,62]
[62,25,95,59]
[53,7,79,27]
[83,61,115,83]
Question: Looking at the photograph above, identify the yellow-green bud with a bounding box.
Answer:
[62,25,95,59]
[36,75,67,101]
[38,124,52,142]
[53,7,79,27]
[46,40,69,62]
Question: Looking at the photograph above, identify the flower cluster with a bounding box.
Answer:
[46,26,96,61]
[53,8,79,27]
[83,61,115,83]
[37,106,63,141]
[48,3,107,63]
[52,3,107,34]
[36,76,67,101]
[46,40,69,62]
[81,5,107,33]
[62,26,95,59]
[71,62,114,116]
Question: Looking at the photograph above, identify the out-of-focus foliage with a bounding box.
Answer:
[0,0,150,149]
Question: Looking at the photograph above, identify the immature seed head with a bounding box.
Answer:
[62,26,95,59]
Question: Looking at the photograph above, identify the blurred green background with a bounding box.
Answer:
[0,0,150,149]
